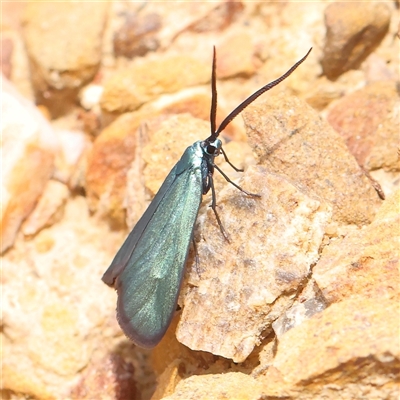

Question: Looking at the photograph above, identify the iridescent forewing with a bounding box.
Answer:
[102,144,203,347]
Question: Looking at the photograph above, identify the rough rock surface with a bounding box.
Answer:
[22,2,109,116]
[177,166,331,362]
[85,110,149,225]
[1,79,56,253]
[322,2,391,79]
[242,93,382,225]
[261,296,399,399]
[100,55,210,115]
[327,81,400,171]
[70,354,137,400]
[2,198,126,399]
[21,180,69,236]
[313,189,400,305]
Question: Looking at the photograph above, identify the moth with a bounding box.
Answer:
[102,47,312,347]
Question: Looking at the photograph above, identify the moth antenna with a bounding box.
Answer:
[215,47,313,136]
[210,46,218,139]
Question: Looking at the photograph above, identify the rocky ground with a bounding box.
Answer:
[1,2,399,400]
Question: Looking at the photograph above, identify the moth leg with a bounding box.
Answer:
[209,174,230,243]
[213,164,261,197]
[220,147,243,172]
[360,165,385,200]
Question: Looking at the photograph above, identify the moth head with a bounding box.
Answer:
[203,138,222,157]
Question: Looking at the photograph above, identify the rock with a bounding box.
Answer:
[79,84,104,112]
[184,1,244,33]
[1,79,57,253]
[162,372,264,400]
[52,127,92,187]
[132,1,243,50]
[150,314,215,400]
[113,11,161,58]
[215,29,255,78]
[151,314,201,377]
[153,287,400,399]
[327,81,400,172]
[86,95,242,226]
[78,83,104,136]
[22,2,109,117]
[1,18,34,100]
[100,55,209,115]
[2,197,125,399]
[70,354,136,400]
[272,279,327,337]
[148,87,239,139]
[322,2,391,79]
[85,111,195,226]
[1,37,13,79]
[126,115,213,227]
[255,3,321,95]
[151,361,185,400]
[242,93,382,225]
[313,189,400,304]
[176,166,332,362]
[261,296,399,399]
[363,53,399,83]
[368,169,400,201]
[21,180,69,236]
[85,110,151,225]
[141,116,210,195]
[136,109,249,215]
[0,3,25,81]
[304,70,365,110]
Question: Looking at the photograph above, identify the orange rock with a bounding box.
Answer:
[313,189,400,304]
[322,2,391,79]
[327,81,399,171]
[22,2,109,117]
[22,180,69,236]
[1,80,56,253]
[261,296,399,399]
[177,166,332,362]
[243,93,382,225]
[100,55,209,115]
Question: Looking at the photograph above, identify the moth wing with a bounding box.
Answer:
[114,162,203,347]
[102,163,181,286]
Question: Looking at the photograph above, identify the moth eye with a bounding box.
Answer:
[207,145,217,154]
